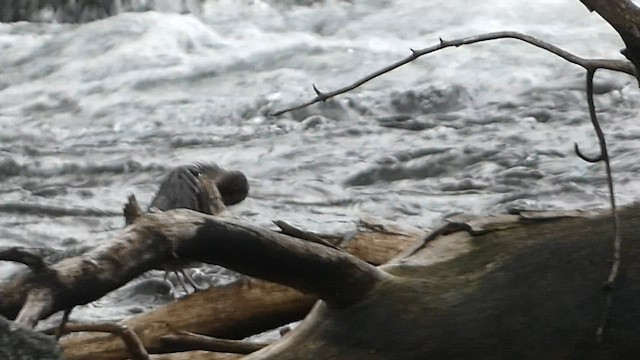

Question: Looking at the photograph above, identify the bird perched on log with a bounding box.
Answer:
[148,162,249,214]
[132,162,249,294]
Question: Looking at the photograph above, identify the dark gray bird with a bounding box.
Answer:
[148,162,249,293]
[149,162,248,213]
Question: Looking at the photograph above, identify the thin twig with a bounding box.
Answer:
[576,68,623,342]
[270,31,634,116]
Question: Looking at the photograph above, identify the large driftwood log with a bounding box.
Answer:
[240,207,640,359]
[5,198,640,359]
[47,207,640,359]
[59,219,425,360]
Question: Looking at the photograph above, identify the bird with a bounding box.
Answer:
[149,162,248,213]
[147,162,249,294]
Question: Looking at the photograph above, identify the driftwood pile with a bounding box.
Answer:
[2,161,640,359]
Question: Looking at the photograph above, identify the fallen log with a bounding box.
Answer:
[242,207,640,359]
[6,195,640,358]
[6,116,640,358]
[58,218,425,360]
[52,206,640,359]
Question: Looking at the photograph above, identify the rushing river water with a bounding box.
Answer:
[1,0,640,324]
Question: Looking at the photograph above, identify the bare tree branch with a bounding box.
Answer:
[270,31,634,116]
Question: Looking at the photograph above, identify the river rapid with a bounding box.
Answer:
[1,0,640,325]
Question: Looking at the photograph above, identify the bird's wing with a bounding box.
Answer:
[148,167,201,212]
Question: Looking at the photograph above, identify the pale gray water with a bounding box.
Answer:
[1,0,640,324]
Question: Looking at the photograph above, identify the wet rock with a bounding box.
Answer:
[299,115,333,130]
[0,315,62,360]
[439,178,488,192]
[376,114,438,131]
[389,85,471,115]
[32,186,69,198]
[0,157,21,178]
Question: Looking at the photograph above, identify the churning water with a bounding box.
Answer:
[1,0,640,323]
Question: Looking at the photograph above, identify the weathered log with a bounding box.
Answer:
[60,280,314,360]
[59,220,424,360]
[239,207,640,359]
[58,207,640,359]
